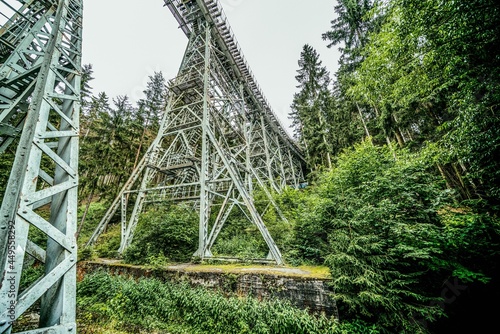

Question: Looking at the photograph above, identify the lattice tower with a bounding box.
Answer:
[0,0,83,333]
[87,0,306,265]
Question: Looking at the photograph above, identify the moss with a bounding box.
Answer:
[83,259,331,279]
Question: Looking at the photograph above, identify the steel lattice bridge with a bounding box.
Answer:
[0,0,305,332]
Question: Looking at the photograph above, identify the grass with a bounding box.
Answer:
[86,258,331,279]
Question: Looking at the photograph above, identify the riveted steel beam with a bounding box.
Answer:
[0,0,82,333]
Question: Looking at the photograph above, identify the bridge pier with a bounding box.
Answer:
[88,0,306,266]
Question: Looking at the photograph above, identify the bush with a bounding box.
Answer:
[76,201,111,248]
[307,141,454,332]
[123,204,198,264]
[94,223,121,259]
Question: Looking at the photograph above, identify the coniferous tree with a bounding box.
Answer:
[323,0,388,146]
[139,71,167,131]
[78,92,112,237]
[323,0,380,71]
[80,93,137,201]
[80,64,94,109]
[341,0,500,206]
[290,45,333,172]
[79,92,112,199]
[133,72,168,169]
[325,82,364,156]
[319,2,500,329]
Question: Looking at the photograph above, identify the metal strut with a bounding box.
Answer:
[0,0,82,333]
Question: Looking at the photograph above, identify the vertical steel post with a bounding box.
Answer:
[260,115,278,192]
[194,22,212,258]
[0,0,82,332]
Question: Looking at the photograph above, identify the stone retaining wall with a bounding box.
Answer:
[77,261,338,318]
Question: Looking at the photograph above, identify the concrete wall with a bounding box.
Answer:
[77,261,338,318]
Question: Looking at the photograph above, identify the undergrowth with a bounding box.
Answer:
[77,271,379,334]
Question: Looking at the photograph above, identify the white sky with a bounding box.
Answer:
[82,0,341,133]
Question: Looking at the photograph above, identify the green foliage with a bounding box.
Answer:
[333,319,380,334]
[76,201,110,247]
[136,71,167,134]
[79,71,168,204]
[0,150,15,202]
[210,191,273,259]
[77,271,348,334]
[93,223,121,259]
[19,262,44,292]
[212,235,266,260]
[80,63,95,108]
[440,202,500,283]
[340,0,500,209]
[123,204,198,264]
[443,99,500,210]
[286,139,500,332]
[307,141,452,332]
[273,187,329,265]
[323,0,382,68]
[78,246,96,262]
[76,201,114,261]
[290,44,333,171]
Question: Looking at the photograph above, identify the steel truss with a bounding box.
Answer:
[0,0,82,333]
[88,0,305,265]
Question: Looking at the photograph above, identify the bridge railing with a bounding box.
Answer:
[163,0,304,160]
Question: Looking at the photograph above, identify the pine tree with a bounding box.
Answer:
[322,0,381,70]
[139,71,167,130]
[81,64,94,109]
[79,92,112,199]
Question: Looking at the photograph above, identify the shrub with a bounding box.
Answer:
[123,204,198,264]
[311,141,454,332]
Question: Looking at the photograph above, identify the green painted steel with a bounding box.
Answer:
[88,0,306,265]
[0,0,82,333]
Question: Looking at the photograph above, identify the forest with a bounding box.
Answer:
[2,0,499,333]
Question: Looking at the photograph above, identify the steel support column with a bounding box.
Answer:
[194,22,212,258]
[89,0,306,266]
[0,0,82,333]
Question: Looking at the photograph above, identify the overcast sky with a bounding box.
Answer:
[81,0,341,133]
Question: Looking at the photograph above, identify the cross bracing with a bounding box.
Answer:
[0,0,306,331]
[88,0,306,265]
[0,0,82,333]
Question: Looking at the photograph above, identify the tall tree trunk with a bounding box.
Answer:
[373,104,396,160]
[436,164,452,189]
[385,136,397,160]
[356,102,371,138]
[394,129,405,148]
[318,107,332,170]
[133,115,150,170]
[406,128,414,141]
[452,163,472,200]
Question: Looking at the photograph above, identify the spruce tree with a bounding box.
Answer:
[290,45,333,172]
[133,72,168,168]
[323,0,387,146]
